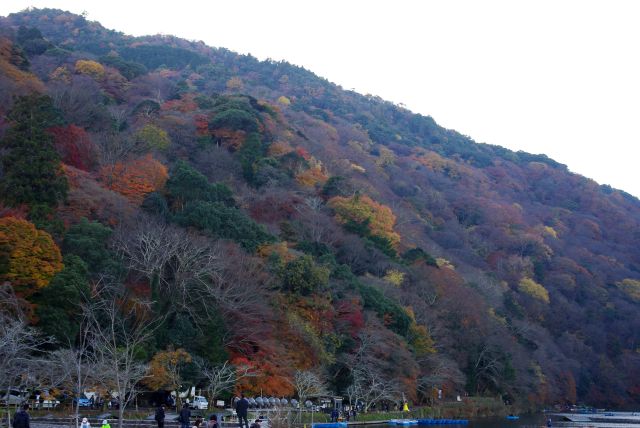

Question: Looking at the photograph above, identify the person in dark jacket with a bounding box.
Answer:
[235,393,249,428]
[155,405,165,428]
[13,404,30,428]
[179,404,191,428]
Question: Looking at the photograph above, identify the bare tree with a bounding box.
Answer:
[86,282,160,428]
[0,285,53,424]
[350,366,399,412]
[291,369,329,419]
[200,361,256,409]
[50,308,98,428]
[416,355,465,403]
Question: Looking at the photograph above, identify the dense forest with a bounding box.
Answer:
[1,8,639,414]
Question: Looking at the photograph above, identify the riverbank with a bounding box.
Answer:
[1,397,517,428]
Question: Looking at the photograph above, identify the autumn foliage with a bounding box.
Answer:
[100,155,168,204]
[74,59,105,80]
[144,348,192,390]
[329,194,401,249]
[48,125,96,171]
[0,217,63,296]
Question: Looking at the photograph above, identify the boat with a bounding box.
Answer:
[389,420,418,425]
[506,415,520,420]
[312,423,348,428]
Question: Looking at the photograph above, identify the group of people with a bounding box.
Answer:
[11,403,111,428]
[329,408,357,422]
[155,404,220,428]
[79,417,111,428]
[154,394,262,428]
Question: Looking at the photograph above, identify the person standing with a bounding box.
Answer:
[179,404,191,428]
[12,404,30,428]
[80,417,91,428]
[207,415,219,428]
[235,394,249,428]
[155,405,165,428]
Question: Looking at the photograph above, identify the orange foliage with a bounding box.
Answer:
[0,37,44,93]
[256,242,295,262]
[295,165,329,187]
[99,155,168,205]
[212,128,247,151]
[0,217,63,297]
[267,141,294,157]
[230,354,294,396]
[194,114,209,136]
[144,348,192,390]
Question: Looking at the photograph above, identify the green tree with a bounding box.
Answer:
[62,218,117,276]
[174,201,274,251]
[135,124,171,151]
[0,95,68,207]
[34,255,89,343]
[281,255,329,296]
[238,133,265,185]
[166,161,235,209]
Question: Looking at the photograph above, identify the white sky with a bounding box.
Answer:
[2,0,639,198]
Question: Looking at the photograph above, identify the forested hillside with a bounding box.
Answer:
[1,8,640,411]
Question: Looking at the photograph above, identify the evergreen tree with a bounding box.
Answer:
[0,95,68,207]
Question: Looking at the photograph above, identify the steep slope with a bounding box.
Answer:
[1,8,639,409]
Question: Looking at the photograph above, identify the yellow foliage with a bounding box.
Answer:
[384,269,405,286]
[376,146,396,167]
[488,308,507,325]
[277,95,291,105]
[50,66,71,83]
[74,59,105,80]
[135,124,171,151]
[404,308,436,356]
[518,277,550,303]
[350,163,366,173]
[226,76,243,91]
[435,258,455,270]
[257,242,295,263]
[409,322,437,356]
[348,140,372,153]
[0,217,63,295]
[540,225,558,239]
[616,278,640,302]
[329,194,400,248]
[268,141,294,157]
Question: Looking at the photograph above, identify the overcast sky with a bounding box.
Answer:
[2,0,639,197]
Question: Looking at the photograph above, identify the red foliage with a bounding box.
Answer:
[0,204,28,219]
[59,165,135,227]
[295,147,311,161]
[161,94,198,113]
[335,298,364,338]
[48,125,96,171]
[230,352,294,397]
[194,114,209,136]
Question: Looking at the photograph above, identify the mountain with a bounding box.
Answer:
[1,8,639,410]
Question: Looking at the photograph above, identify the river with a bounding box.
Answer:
[366,413,640,428]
